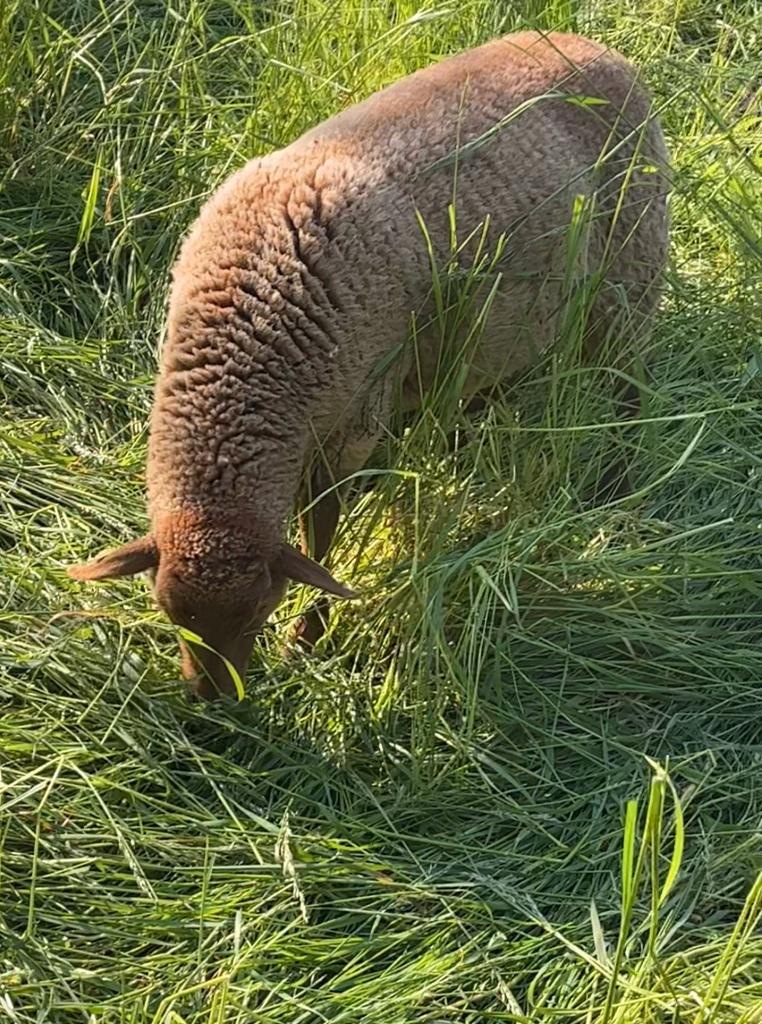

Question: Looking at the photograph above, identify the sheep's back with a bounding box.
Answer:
[296,30,669,393]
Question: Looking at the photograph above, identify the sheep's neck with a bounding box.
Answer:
[150,205,340,547]
[147,362,314,555]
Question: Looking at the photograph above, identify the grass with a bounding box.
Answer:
[1,0,761,1020]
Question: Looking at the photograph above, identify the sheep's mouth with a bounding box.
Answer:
[179,635,251,701]
[187,673,238,702]
[184,660,243,701]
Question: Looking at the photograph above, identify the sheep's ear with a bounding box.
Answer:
[279,544,357,599]
[68,535,158,581]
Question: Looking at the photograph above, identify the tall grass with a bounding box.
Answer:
[1,0,761,1020]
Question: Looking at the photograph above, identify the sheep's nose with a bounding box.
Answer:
[179,640,239,701]
[185,685,202,705]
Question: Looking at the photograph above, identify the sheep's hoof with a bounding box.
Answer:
[285,607,329,656]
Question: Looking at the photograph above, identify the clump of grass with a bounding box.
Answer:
[1,0,761,1021]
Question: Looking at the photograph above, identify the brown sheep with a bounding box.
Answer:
[69,31,670,700]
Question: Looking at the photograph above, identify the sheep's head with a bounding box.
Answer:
[68,534,356,700]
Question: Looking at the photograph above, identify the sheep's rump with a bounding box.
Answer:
[289,30,669,400]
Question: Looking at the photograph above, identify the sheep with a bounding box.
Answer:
[69,30,670,701]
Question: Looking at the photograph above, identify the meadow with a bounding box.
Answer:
[1,0,761,1020]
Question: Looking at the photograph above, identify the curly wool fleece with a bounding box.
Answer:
[71,31,669,698]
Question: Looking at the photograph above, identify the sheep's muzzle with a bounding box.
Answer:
[179,631,255,702]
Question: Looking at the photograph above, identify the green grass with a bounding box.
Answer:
[2,0,762,1020]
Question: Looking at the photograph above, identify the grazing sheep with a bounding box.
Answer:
[69,31,670,700]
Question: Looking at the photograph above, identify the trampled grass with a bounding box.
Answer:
[1,0,761,1020]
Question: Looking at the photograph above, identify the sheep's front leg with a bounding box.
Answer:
[287,422,382,652]
[290,465,341,651]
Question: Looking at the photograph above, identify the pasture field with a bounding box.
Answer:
[1,0,761,1020]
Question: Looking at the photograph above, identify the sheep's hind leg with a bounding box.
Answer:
[589,369,642,503]
[583,308,650,505]
[444,391,491,453]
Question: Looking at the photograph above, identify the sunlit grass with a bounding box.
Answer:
[1,0,761,1020]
